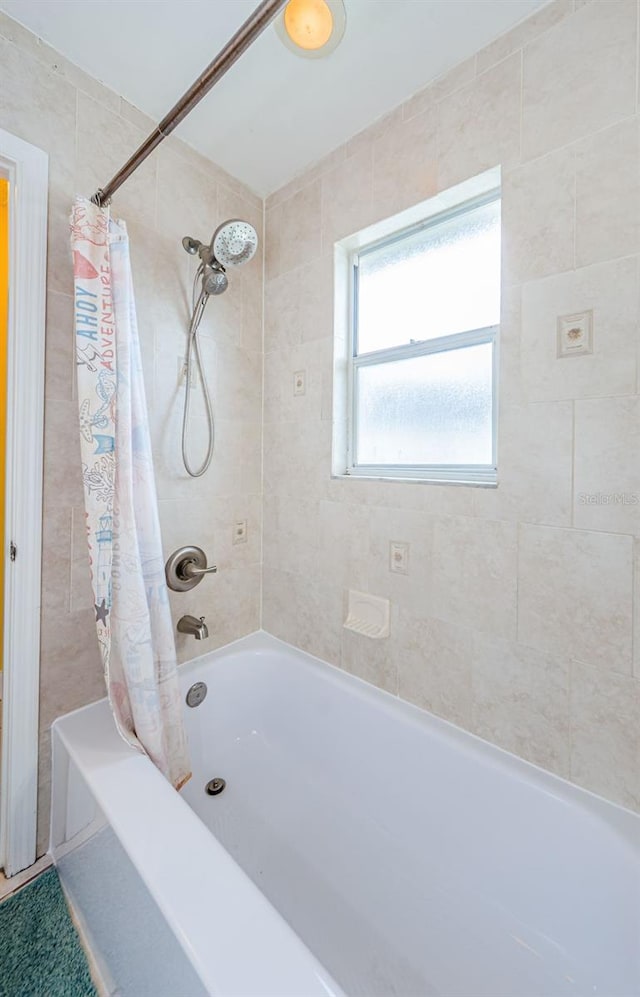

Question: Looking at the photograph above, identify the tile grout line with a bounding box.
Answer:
[570,401,575,530]
[631,538,636,680]
[518,47,524,167]
[259,192,266,630]
[636,0,640,116]
[572,141,577,272]
[67,506,74,614]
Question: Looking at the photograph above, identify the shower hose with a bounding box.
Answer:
[181,266,215,477]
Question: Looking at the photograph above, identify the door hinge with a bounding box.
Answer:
[9,541,17,562]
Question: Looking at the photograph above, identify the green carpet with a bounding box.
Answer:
[0,867,97,997]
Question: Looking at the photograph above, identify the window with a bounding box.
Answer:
[341,186,501,484]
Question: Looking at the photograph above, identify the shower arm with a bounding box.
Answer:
[90,0,287,208]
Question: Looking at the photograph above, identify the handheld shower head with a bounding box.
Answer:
[211,219,258,267]
[181,219,257,479]
[201,264,228,296]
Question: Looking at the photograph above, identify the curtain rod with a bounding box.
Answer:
[91,0,287,207]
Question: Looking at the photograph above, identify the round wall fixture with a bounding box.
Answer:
[165,545,217,592]
[276,0,346,59]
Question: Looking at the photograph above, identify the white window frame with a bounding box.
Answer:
[333,168,501,487]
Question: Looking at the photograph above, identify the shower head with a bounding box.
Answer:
[211,219,258,267]
[201,264,228,296]
[182,220,258,297]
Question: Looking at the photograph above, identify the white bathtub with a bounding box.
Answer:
[51,632,640,997]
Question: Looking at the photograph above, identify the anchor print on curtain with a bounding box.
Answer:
[70,196,191,791]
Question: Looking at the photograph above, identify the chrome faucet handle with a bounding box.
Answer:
[165,545,217,592]
[182,560,218,579]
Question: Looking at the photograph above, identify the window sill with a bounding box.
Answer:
[333,472,498,488]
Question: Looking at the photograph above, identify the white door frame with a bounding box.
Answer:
[0,128,48,876]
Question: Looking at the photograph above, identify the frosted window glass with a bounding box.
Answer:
[357,198,500,355]
[355,343,493,466]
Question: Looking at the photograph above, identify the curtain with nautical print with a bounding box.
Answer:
[70,196,191,791]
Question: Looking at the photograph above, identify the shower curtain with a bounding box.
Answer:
[70,196,191,790]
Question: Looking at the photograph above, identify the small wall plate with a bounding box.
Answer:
[389,541,409,575]
[557,310,593,358]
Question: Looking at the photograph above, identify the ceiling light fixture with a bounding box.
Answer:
[277,0,346,59]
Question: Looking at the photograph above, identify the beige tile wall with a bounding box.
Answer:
[0,11,263,854]
[263,0,640,813]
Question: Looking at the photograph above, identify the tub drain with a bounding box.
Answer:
[205,778,226,796]
[186,682,207,708]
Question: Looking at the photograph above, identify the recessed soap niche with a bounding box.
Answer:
[344,589,390,639]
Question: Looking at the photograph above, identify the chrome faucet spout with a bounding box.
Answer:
[177,614,209,640]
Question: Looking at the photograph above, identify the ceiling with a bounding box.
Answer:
[0,0,548,196]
